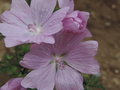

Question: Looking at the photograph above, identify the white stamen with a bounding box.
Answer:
[28,24,42,36]
[50,55,66,70]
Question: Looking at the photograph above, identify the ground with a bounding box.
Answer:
[0,0,120,90]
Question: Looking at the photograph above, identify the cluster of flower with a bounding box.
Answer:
[0,0,100,90]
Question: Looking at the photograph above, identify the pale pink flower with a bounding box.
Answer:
[20,31,100,90]
[0,0,69,47]
[58,0,92,35]
[0,78,26,90]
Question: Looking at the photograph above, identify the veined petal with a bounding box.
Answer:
[0,23,27,47]
[30,0,57,25]
[0,23,26,36]
[52,31,88,55]
[21,64,56,90]
[58,0,74,12]
[0,11,26,28]
[65,41,100,74]
[10,0,33,25]
[43,7,69,35]
[14,34,54,45]
[55,66,84,90]
[4,37,23,47]
[20,43,53,69]
[11,0,29,11]
[67,57,100,75]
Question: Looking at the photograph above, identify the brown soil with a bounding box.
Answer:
[75,0,120,90]
[0,0,120,90]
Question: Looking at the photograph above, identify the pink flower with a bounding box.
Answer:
[0,0,69,47]
[58,0,91,36]
[20,31,100,90]
[63,11,90,33]
[0,78,26,90]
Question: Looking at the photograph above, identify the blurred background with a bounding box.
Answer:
[0,0,120,90]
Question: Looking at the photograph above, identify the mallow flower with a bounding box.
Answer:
[20,31,100,90]
[58,0,91,35]
[0,0,69,47]
[0,78,26,90]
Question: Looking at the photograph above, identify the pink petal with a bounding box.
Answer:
[52,31,88,55]
[63,17,80,32]
[65,41,100,74]
[20,34,43,44]
[79,11,90,22]
[58,0,74,12]
[0,78,26,90]
[30,0,57,25]
[11,0,29,11]
[43,7,69,35]
[67,11,90,22]
[0,11,26,28]
[55,66,84,90]
[43,36,55,44]
[10,0,33,25]
[16,34,54,45]
[21,64,56,90]
[16,34,44,45]
[0,23,26,36]
[20,43,53,69]
[84,28,92,37]
[4,37,22,47]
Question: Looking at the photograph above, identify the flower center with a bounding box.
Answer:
[50,55,66,70]
[28,24,42,35]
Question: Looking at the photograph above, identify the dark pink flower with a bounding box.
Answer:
[0,78,26,90]
[58,0,91,36]
[20,31,100,90]
[63,11,90,33]
[0,0,69,47]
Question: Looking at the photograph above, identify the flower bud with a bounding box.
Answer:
[63,11,89,33]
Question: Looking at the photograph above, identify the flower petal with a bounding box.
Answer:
[52,31,88,55]
[4,37,23,47]
[65,41,100,74]
[21,64,56,90]
[80,11,90,22]
[43,7,69,35]
[0,78,26,90]
[55,66,84,90]
[58,0,74,12]
[0,23,26,36]
[43,36,55,44]
[84,28,92,37]
[20,43,53,69]
[0,11,26,28]
[10,0,33,25]
[30,0,57,25]
[11,0,29,12]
